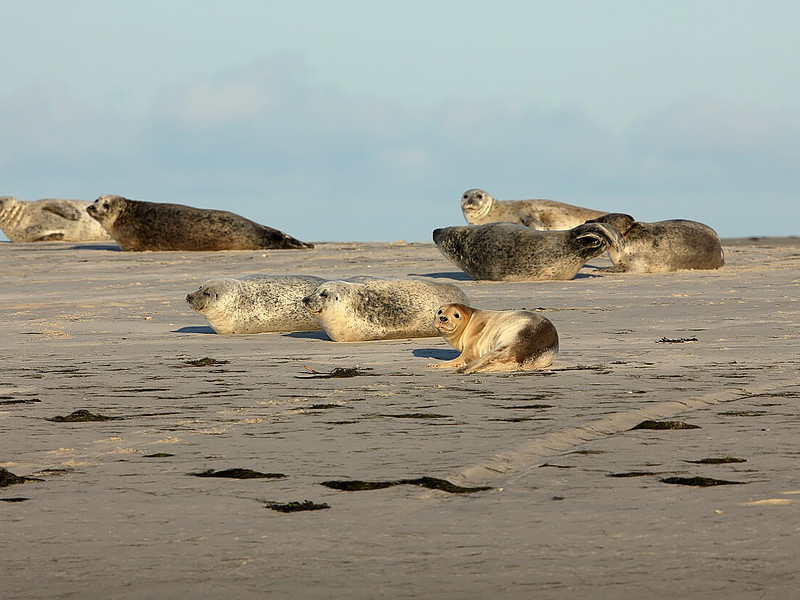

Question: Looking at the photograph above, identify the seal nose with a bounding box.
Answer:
[439,315,448,323]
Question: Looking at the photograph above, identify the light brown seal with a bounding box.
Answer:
[432,221,625,281]
[301,277,469,341]
[86,194,313,251]
[429,303,559,373]
[186,275,325,334]
[585,213,725,273]
[0,196,112,242]
[461,188,607,230]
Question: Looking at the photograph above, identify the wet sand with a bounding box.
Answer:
[1,238,799,599]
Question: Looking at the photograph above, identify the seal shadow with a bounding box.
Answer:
[171,326,216,334]
[408,272,474,281]
[413,348,460,360]
[283,330,331,341]
[68,243,122,251]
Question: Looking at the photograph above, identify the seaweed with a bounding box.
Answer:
[630,420,699,430]
[321,476,492,494]
[656,337,698,344]
[190,468,286,479]
[297,366,373,379]
[0,467,42,488]
[660,476,745,487]
[48,409,119,422]
[685,457,747,465]
[181,357,230,367]
[263,500,330,513]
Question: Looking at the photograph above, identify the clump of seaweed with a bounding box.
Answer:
[631,420,699,430]
[661,476,745,487]
[298,366,373,379]
[608,471,659,478]
[321,476,491,494]
[48,409,119,422]
[190,468,286,479]
[0,467,42,488]
[182,357,230,367]
[656,337,698,343]
[685,457,747,465]
[263,500,330,513]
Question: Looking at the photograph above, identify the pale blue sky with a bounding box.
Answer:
[2,0,798,242]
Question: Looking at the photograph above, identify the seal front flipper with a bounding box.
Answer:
[40,201,82,221]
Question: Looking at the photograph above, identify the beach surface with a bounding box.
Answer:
[2,237,799,599]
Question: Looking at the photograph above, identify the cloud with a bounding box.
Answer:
[1,56,798,241]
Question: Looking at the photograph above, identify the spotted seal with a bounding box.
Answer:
[432,221,625,281]
[429,303,559,373]
[585,213,725,273]
[0,196,112,242]
[86,194,313,251]
[186,275,325,334]
[461,188,607,230]
[301,277,469,341]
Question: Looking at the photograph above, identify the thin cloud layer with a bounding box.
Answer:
[1,56,797,241]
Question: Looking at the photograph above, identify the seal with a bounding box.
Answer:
[461,188,607,230]
[0,196,112,242]
[186,275,325,334]
[429,303,559,373]
[585,213,725,273]
[301,277,469,341]
[86,194,313,251]
[432,221,625,281]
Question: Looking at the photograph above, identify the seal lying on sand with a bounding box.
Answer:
[0,196,112,242]
[86,194,313,251]
[585,213,724,273]
[461,188,607,230]
[302,277,469,341]
[429,303,559,374]
[433,221,625,281]
[186,275,325,334]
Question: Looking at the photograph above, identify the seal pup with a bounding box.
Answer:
[433,221,625,281]
[186,275,325,334]
[86,194,313,251]
[302,277,469,341]
[461,188,607,230]
[585,213,725,273]
[0,196,112,242]
[429,303,558,373]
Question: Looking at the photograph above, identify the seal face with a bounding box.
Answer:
[0,196,112,242]
[301,277,469,341]
[461,188,607,230]
[429,303,559,373]
[186,275,325,334]
[86,194,313,251]
[586,213,725,273]
[432,221,625,281]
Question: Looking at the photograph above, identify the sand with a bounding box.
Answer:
[1,238,799,599]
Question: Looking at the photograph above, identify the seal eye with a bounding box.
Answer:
[437,309,442,315]
[319,291,328,298]
[476,194,483,200]
[462,194,468,200]
[453,312,460,319]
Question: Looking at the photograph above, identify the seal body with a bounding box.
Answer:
[586,213,725,273]
[461,189,607,230]
[433,221,625,281]
[302,277,469,341]
[429,303,559,373]
[186,275,325,334]
[0,196,112,242]
[86,194,313,251]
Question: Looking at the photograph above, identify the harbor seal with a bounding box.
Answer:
[585,213,725,273]
[186,275,325,334]
[429,303,559,373]
[432,221,625,281]
[461,188,607,230]
[86,194,313,251]
[0,196,112,242]
[301,277,469,341]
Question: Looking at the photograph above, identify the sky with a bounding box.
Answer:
[1,0,799,242]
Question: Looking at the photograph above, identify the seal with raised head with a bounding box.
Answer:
[86,194,313,251]
[585,213,725,273]
[429,303,559,373]
[461,188,607,230]
[0,196,112,242]
[186,275,325,334]
[301,277,469,341]
[433,221,625,281]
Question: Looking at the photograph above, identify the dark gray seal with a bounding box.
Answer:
[0,196,112,242]
[86,194,313,251]
[461,188,607,230]
[433,222,625,281]
[586,213,725,273]
[186,275,325,334]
